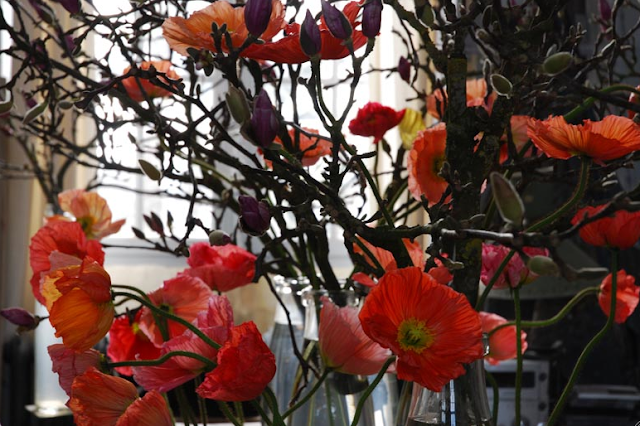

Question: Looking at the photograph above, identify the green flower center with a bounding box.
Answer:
[397,318,434,353]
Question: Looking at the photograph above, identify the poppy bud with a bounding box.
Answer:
[398,56,411,83]
[250,90,279,148]
[226,86,251,124]
[1,307,40,332]
[239,195,271,236]
[362,0,383,38]
[300,11,322,57]
[527,256,560,277]
[490,74,513,98]
[209,230,232,246]
[244,0,272,37]
[542,52,573,76]
[489,172,524,227]
[321,1,352,40]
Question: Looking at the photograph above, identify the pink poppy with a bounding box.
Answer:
[479,312,527,365]
[181,242,256,292]
[48,344,102,396]
[599,270,640,323]
[480,244,549,289]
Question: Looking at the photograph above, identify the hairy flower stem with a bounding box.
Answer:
[218,401,243,426]
[546,250,618,426]
[282,369,331,419]
[349,356,396,426]
[107,350,216,370]
[513,287,523,426]
[563,84,640,122]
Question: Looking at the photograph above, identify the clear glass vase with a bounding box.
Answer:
[404,359,492,426]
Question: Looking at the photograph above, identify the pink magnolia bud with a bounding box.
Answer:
[250,90,279,148]
[599,0,612,22]
[1,307,40,332]
[321,1,352,40]
[239,195,271,236]
[300,11,322,57]
[244,0,273,37]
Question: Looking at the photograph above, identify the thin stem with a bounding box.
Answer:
[564,84,640,122]
[233,401,244,425]
[546,250,619,426]
[282,369,331,419]
[486,371,499,426]
[513,287,522,426]
[251,400,273,426]
[475,251,515,310]
[350,357,396,426]
[108,350,216,370]
[262,387,285,426]
[218,401,243,426]
[195,375,208,426]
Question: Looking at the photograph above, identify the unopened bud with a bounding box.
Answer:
[226,86,251,124]
[300,11,322,57]
[1,307,40,332]
[542,52,573,76]
[239,195,271,236]
[249,90,279,148]
[244,0,272,37]
[321,1,352,40]
[54,0,81,14]
[490,73,513,98]
[138,159,162,181]
[362,0,383,38]
[527,255,560,277]
[398,56,411,83]
[490,172,524,227]
[22,98,49,124]
[599,0,612,22]
[209,230,232,246]
[58,100,74,110]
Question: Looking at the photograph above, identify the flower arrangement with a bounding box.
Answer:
[2,0,640,425]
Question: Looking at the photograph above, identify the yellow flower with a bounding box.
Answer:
[398,108,426,149]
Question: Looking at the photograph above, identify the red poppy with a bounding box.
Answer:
[181,242,256,292]
[107,311,161,376]
[571,205,640,250]
[527,115,640,162]
[426,78,496,119]
[41,257,114,352]
[480,244,549,289]
[427,257,453,285]
[68,368,172,426]
[479,312,527,365]
[348,102,405,143]
[29,221,104,305]
[121,61,180,103]
[359,267,484,391]
[407,123,449,206]
[319,297,391,375]
[197,321,275,401]
[48,344,102,396]
[133,295,233,392]
[272,127,333,166]
[599,270,640,323]
[138,274,212,346]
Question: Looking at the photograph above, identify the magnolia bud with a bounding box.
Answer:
[489,172,524,227]
[239,195,271,236]
[300,11,322,57]
[57,100,74,110]
[244,0,272,37]
[398,56,411,83]
[138,159,162,181]
[490,73,513,98]
[226,86,251,124]
[362,0,383,38]
[527,256,560,277]
[250,90,279,148]
[209,230,232,246]
[599,0,612,22]
[53,0,81,14]
[1,307,40,332]
[321,1,352,40]
[22,98,49,124]
[542,52,573,76]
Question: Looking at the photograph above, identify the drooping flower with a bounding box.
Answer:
[107,311,161,376]
[29,221,104,305]
[348,102,405,143]
[273,127,333,166]
[398,108,425,149]
[40,257,114,351]
[181,242,257,292]
[67,368,172,426]
[480,244,549,290]
[138,274,213,346]
[426,78,496,119]
[479,312,527,365]
[120,61,180,103]
[407,122,449,205]
[599,270,639,323]
[48,189,125,240]
[319,297,391,375]
[353,237,424,273]
[197,321,276,401]
[359,267,484,391]
[571,205,640,250]
[526,115,640,162]
[48,344,102,396]
[134,295,233,392]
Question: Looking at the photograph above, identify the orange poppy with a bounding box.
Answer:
[407,123,449,206]
[68,368,172,426]
[571,205,640,250]
[359,267,484,391]
[479,312,527,365]
[599,270,640,323]
[527,115,640,162]
[499,115,538,163]
[270,127,333,167]
[353,236,424,273]
[426,78,496,119]
[48,344,102,396]
[121,61,180,103]
[41,257,114,352]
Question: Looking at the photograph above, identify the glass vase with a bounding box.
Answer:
[404,359,492,426]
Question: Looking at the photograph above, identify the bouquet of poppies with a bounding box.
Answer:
[3,0,640,425]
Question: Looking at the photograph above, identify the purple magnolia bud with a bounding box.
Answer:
[321,1,352,40]
[238,195,271,236]
[22,92,38,109]
[398,56,410,82]
[52,0,81,14]
[300,10,322,57]
[28,0,55,24]
[244,0,272,37]
[599,0,612,22]
[250,90,279,148]
[1,307,40,331]
[362,0,383,38]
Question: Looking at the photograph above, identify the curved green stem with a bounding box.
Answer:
[350,357,396,426]
[513,287,522,426]
[475,251,515,310]
[108,350,216,370]
[564,84,640,122]
[546,250,618,426]
[282,369,331,419]
[262,387,285,426]
[218,401,242,426]
[251,400,273,426]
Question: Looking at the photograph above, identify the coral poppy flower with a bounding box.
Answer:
[68,368,172,426]
[181,242,257,292]
[407,122,449,206]
[29,221,104,305]
[162,0,285,56]
[120,61,180,103]
[353,237,424,272]
[133,295,233,392]
[319,297,391,375]
[272,127,333,167]
[479,312,527,365]
[426,78,496,119]
[527,115,640,162]
[107,311,161,376]
[359,267,484,391]
[571,205,640,250]
[49,189,125,240]
[138,274,212,346]
[599,270,640,323]
[40,257,113,352]
[480,244,549,290]
[48,344,102,396]
[348,102,406,143]
[427,257,453,285]
[197,321,276,401]
[499,115,537,163]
